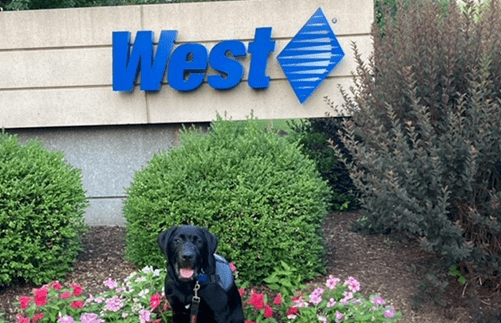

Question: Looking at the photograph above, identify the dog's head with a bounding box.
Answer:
[157,225,218,282]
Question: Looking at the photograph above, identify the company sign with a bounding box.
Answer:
[113,8,344,104]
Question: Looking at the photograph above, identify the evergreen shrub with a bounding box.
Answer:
[334,0,501,289]
[288,118,358,210]
[0,132,88,286]
[123,116,330,284]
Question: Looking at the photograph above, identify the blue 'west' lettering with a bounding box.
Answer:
[112,28,276,92]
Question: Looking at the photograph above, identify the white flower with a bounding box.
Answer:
[142,266,153,274]
[138,289,150,298]
[153,269,161,277]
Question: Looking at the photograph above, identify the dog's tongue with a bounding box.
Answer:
[180,268,194,279]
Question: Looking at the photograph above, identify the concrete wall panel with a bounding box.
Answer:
[0,5,142,49]
[0,87,148,128]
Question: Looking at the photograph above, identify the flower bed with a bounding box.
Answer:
[7,265,401,323]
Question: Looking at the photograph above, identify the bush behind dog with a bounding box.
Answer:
[0,132,88,286]
[123,116,330,284]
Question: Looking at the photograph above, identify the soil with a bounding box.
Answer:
[1,212,500,322]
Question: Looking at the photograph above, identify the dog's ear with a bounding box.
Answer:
[201,228,219,271]
[202,228,218,255]
[157,226,178,261]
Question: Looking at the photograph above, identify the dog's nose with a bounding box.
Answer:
[181,250,195,262]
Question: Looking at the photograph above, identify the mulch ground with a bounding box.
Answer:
[1,212,500,322]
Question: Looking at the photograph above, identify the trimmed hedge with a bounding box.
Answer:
[0,132,88,286]
[123,116,330,283]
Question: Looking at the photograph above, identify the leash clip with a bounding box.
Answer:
[190,281,201,323]
[193,281,200,301]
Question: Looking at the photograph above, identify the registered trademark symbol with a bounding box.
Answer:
[331,18,338,24]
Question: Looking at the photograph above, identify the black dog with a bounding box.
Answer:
[157,225,245,323]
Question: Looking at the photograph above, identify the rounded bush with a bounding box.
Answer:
[123,116,330,283]
[0,132,88,286]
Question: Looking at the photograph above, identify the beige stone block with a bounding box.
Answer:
[146,76,352,124]
[143,0,373,42]
[0,5,142,49]
[0,87,147,128]
[0,47,111,89]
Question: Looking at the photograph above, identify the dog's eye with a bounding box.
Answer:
[193,237,202,246]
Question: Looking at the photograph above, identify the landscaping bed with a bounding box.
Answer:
[1,212,499,322]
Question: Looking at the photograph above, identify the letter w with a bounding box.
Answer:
[113,30,177,92]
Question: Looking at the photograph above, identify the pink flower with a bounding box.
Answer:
[248,290,265,310]
[272,293,282,306]
[311,288,324,296]
[80,313,104,323]
[327,298,336,308]
[32,313,44,323]
[150,293,162,310]
[71,283,83,296]
[309,293,322,305]
[343,291,353,300]
[71,300,84,309]
[238,288,245,297]
[286,306,298,320]
[19,296,31,310]
[58,315,75,323]
[61,292,72,300]
[229,263,237,272]
[106,296,124,312]
[33,287,48,306]
[104,278,117,289]
[16,314,30,323]
[52,281,63,291]
[383,306,395,318]
[264,304,273,318]
[335,310,345,322]
[318,315,327,323]
[326,275,340,289]
[139,309,151,323]
[372,295,386,305]
[345,277,360,293]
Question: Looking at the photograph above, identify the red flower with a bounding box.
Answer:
[273,293,282,306]
[163,300,169,312]
[16,314,30,323]
[60,291,72,300]
[71,300,84,309]
[264,304,273,318]
[33,313,44,323]
[229,263,237,272]
[238,288,245,297]
[19,296,31,310]
[287,306,298,316]
[150,293,162,311]
[71,283,83,296]
[33,287,48,307]
[52,281,63,291]
[248,290,265,311]
[244,321,256,323]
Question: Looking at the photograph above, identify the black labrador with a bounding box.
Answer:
[157,225,245,323]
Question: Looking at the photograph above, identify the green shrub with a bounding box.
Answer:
[0,132,88,286]
[123,116,330,284]
[288,118,358,211]
[333,0,501,289]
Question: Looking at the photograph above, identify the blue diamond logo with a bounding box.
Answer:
[277,8,345,104]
